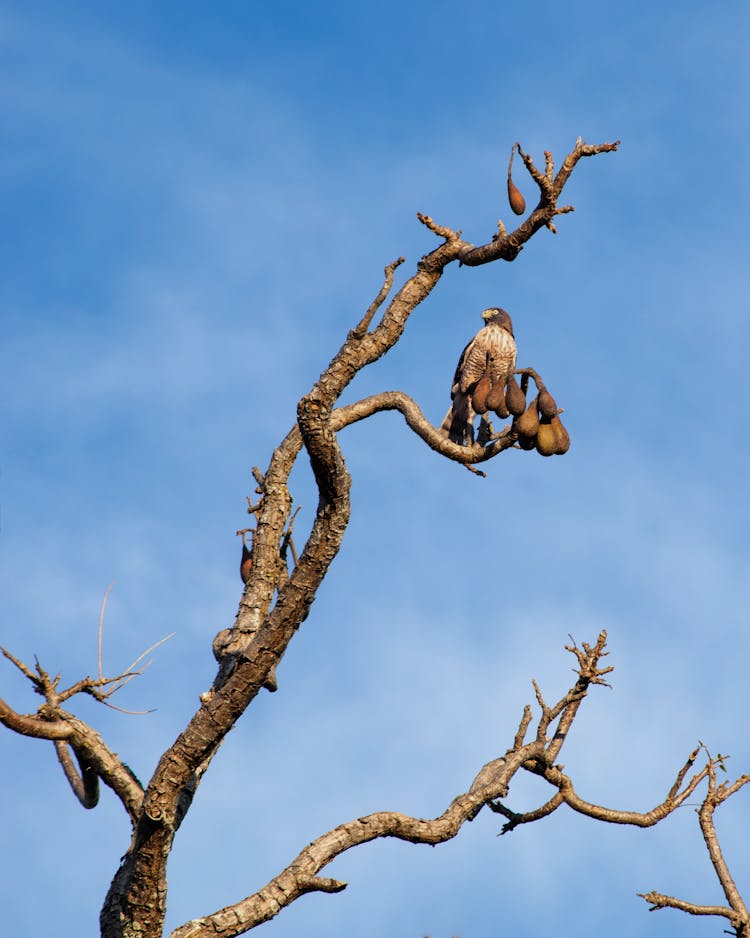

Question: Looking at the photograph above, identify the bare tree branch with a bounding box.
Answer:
[638,890,741,925]
[457,138,620,266]
[490,791,565,833]
[635,758,750,936]
[697,761,750,922]
[0,697,73,739]
[1,645,147,823]
[538,758,709,828]
[54,739,100,809]
[170,633,611,938]
[350,256,406,337]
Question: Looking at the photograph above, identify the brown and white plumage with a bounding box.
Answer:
[441,307,517,445]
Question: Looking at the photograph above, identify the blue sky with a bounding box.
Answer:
[2,2,749,936]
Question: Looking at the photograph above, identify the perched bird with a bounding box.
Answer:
[442,307,517,445]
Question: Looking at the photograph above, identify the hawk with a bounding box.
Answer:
[441,307,517,445]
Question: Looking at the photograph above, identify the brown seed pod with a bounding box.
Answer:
[516,433,536,450]
[507,144,526,215]
[537,387,557,419]
[485,380,506,414]
[550,415,570,454]
[535,419,557,457]
[471,374,491,414]
[507,178,526,216]
[505,375,526,416]
[513,394,540,438]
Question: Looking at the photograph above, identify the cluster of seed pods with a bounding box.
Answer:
[471,371,570,457]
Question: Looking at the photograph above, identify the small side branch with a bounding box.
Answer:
[490,791,565,834]
[541,631,612,760]
[417,212,462,242]
[1,644,148,822]
[350,257,406,338]
[458,138,620,267]
[638,891,741,925]
[54,740,100,809]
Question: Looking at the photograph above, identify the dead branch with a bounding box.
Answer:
[457,138,620,266]
[490,791,565,833]
[638,890,741,925]
[0,696,73,739]
[54,739,100,809]
[636,759,750,936]
[332,392,515,464]
[350,257,406,337]
[0,643,153,821]
[0,694,143,820]
[98,581,114,684]
[511,753,710,830]
[169,634,610,938]
[694,761,750,925]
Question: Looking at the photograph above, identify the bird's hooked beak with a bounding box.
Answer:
[480,307,514,336]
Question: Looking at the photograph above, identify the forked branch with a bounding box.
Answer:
[0,644,150,822]
[169,634,610,938]
[638,757,750,936]
[492,746,709,833]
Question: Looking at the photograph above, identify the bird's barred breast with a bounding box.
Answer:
[459,324,516,392]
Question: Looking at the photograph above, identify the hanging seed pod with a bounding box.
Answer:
[537,387,557,419]
[550,415,570,454]
[508,179,526,215]
[507,144,526,216]
[517,433,536,450]
[485,380,508,416]
[535,419,557,457]
[471,374,491,414]
[513,394,540,438]
[505,375,526,416]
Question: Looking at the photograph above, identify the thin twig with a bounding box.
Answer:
[98,581,115,685]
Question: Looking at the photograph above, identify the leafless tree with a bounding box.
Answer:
[2,137,747,938]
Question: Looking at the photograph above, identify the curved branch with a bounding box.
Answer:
[170,634,612,938]
[54,740,100,809]
[538,754,709,828]
[331,392,515,464]
[169,740,547,938]
[0,697,72,739]
[638,891,741,926]
[56,713,144,822]
[0,695,143,822]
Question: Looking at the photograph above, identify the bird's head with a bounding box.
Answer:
[481,307,514,336]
